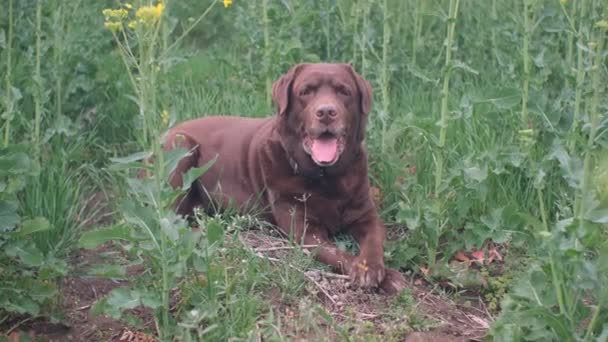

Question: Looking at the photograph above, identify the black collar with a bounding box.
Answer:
[288,156,326,179]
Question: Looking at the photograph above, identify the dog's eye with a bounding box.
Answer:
[299,86,314,97]
[336,86,351,97]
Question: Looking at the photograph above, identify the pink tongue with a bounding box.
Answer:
[311,138,338,163]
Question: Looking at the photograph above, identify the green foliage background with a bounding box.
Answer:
[0,0,607,340]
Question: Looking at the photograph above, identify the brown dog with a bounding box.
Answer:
[163,63,406,294]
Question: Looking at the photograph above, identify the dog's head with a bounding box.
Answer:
[272,63,372,169]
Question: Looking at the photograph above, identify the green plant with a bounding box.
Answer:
[0,145,68,330]
[430,0,461,271]
[2,0,15,148]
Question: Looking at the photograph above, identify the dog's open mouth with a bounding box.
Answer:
[303,132,345,167]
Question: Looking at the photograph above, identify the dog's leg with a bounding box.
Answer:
[270,199,355,275]
[349,209,407,294]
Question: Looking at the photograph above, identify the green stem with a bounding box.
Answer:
[490,0,497,65]
[412,0,424,65]
[324,0,331,60]
[537,186,567,316]
[380,0,390,154]
[521,0,531,128]
[54,3,64,121]
[432,0,460,269]
[3,0,14,147]
[576,28,604,224]
[361,0,371,77]
[161,0,216,57]
[352,4,358,65]
[263,0,271,109]
[584,294,605,341]
[565,0,577,87]
[568,0,587,153]
[33,0,43,157]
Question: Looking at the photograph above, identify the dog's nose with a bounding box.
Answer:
[315,104,337,122]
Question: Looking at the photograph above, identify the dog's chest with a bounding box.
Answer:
[300,178,352,233]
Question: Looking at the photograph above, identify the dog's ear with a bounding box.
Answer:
[345,64,373,116]
[272,64,306,116]
[343,64,373,141]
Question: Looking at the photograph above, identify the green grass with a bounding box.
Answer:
[1,0,607,340]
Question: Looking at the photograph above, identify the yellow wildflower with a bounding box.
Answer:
[223,0,233,8]
[124,3,133,9]
[128,20,138,29]
[155,2,165,16]
[102,8,128,21]
[596,20,608,31]
[104,21,122,33]
[135,2,164,24]
[161,110,170,126]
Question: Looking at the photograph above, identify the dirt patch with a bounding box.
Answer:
[241,230,491,341]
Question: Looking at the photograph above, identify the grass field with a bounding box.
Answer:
[1,0,607,340]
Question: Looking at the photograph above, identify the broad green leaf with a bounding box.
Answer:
[30,280,58,300]
[19,217,51,235]
[125,177,155,204]
[3,296,40,316]
[160,217,179,241]
[120,199,157,238]
[0,150,32,176]
[5,242,44,267]
[140,290,162,309]
[163,146,192,176]
[549,140,582,189]
[585,208,608,224]
[0,199,19,232]
[207,220,224,245]
[105,288,141,318]
[464,165,488,183]
[181,155,217,191]
[78,224,132,249]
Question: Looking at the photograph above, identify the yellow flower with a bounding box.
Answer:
[155,2,165,16]
[596,20,608,31]
[161,110,170,126]
[102,8,128,21]
[135,2,164,24]
[104,21,122,32]
[223,0,233,8]
[124,3,133,9]
[128,20,138,29]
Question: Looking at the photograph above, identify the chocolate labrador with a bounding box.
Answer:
[163,63,406,294]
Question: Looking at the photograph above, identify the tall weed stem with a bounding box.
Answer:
[576,29,604,224]
[262,0,271,109]
[431,0,460,269]
[412,0,425,65]
[569,0,587,152]
[521,0,531,128]
[2,0,14,147]
[33,0,43,157]
[380,0,390,154]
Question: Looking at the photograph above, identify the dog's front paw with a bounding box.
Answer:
[349,257,385,289]
[380,268,407,295]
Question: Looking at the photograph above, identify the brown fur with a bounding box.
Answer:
[160,63,406,294]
